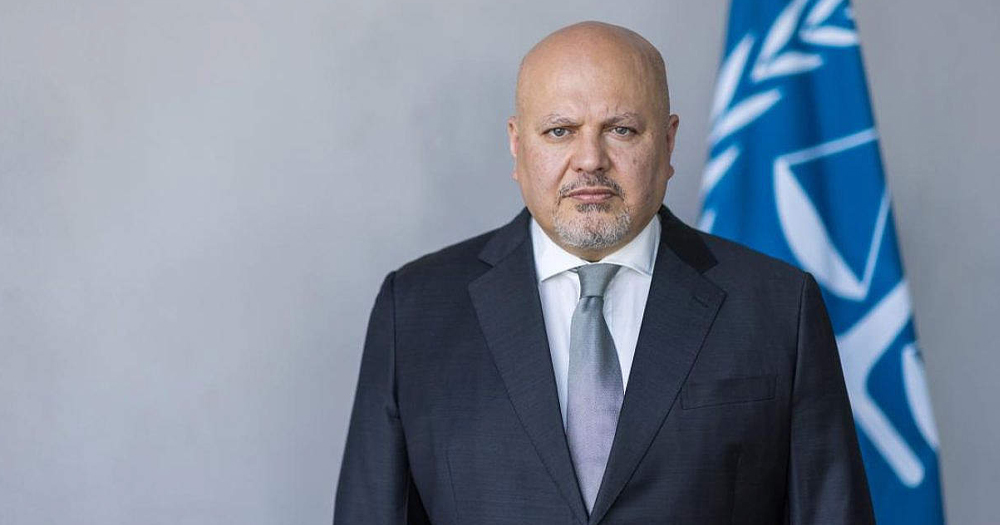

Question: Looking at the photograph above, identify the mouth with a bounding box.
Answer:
[564,186,618,203]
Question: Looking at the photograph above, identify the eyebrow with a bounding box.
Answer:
[536,112,643,129]
[538,114,578,129]
[605,112,642,126]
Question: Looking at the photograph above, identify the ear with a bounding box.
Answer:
[665,114,680,156]
[507,116,520,181]
[664,114,680,183]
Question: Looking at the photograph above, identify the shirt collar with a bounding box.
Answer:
[529,213,661,283]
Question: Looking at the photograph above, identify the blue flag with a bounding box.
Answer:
[699,1,945,522]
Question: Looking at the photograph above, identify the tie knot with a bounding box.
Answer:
[575,263,620,298]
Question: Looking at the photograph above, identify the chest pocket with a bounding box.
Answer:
[681,375,776,409]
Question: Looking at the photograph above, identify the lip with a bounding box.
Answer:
[565,187,617,203]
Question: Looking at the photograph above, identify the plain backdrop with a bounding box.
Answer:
[1,0,997,523]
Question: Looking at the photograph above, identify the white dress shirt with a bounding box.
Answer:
[529,215,661,426]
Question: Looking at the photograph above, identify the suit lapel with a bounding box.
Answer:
[468,209,589,525]
[588,207,726,525]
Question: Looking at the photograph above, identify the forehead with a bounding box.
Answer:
[518,49,661,120]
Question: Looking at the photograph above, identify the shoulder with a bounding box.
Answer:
[390,208,530,286]
[396,229,497,274]
[384,221,513,303]
[691,229,810,310]
[699,231,805,283]
[684,229,816,352]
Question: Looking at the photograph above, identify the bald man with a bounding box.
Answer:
[335,22,874,525]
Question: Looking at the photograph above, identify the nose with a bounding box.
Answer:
[570,129,610,174]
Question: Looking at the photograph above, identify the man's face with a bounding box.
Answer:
[508,47,679,259]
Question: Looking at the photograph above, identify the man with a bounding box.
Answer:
[335,21,874,525]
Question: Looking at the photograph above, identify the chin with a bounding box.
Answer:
[553,205,632,250]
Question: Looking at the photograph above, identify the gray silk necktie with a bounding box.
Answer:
[566,263,624,514]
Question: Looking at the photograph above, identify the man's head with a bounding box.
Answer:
[507,21,680,261]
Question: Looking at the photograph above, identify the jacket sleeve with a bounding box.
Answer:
[334,272,429,524]
[785,273,876,525]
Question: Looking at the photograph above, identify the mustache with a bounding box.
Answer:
[558,173,624,198]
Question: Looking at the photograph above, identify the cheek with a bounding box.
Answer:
[520,143,567,194]
[615,144,662,197]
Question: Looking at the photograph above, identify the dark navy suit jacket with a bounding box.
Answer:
[334,206,875,525]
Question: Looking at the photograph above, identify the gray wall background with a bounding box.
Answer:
[1,0,997,523]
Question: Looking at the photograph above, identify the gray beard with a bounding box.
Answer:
[552,202,632,250]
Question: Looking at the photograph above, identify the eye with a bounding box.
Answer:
[546,127,570,138]
[611,126,635,136]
